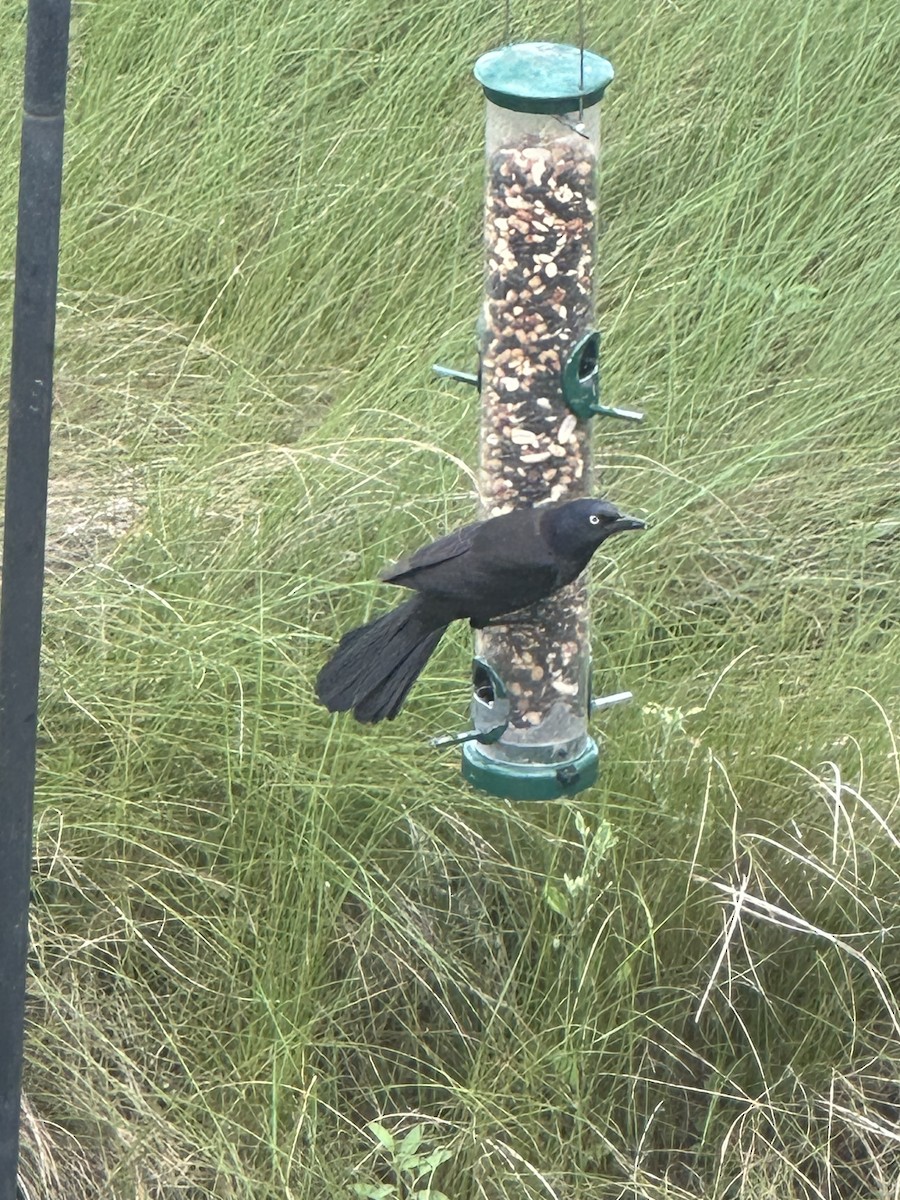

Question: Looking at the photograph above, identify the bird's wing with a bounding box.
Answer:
[380,519,485,586]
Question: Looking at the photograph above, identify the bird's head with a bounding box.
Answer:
[543,497,646,562]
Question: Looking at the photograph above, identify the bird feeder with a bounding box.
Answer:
[436,42,642,801]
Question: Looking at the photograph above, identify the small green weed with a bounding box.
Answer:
[353,1121,453,1200]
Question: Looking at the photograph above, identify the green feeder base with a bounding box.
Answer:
[462,739,599,801]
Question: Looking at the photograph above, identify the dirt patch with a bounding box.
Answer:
[44,468,142,573]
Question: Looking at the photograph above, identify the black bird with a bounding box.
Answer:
[315,497,645,723]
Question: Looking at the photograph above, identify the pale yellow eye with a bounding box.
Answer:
[589,514,601,525]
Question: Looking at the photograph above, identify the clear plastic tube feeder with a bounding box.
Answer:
[460,42,624,801]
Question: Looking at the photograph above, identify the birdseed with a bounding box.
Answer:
[474,124,598,761]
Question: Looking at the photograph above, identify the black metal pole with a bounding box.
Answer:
[0,3,71,1197]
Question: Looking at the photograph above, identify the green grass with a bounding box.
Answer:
[2,0,899,1195]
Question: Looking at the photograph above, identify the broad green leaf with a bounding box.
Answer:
[352,1184,395,1200]
[543,883,570,919]
[424,1148,453,1170]
[398,1124,424,1156]
[367,1121,395,1153]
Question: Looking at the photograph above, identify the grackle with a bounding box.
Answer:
[315,497,645,724]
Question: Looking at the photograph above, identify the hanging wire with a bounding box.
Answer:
[550,0,590,138]
[500,0,589,133]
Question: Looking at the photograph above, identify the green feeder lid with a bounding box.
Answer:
[474,41,614,114]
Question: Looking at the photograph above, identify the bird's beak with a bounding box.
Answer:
[610,514,647,533]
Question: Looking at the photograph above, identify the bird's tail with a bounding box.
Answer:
[315,597,449,723]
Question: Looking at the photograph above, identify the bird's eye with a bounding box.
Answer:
[589,514,601,525]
